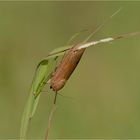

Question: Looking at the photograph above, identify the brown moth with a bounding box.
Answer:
[50,44,85,103]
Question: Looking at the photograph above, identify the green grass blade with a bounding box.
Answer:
[30,59,56,117]
[29,60,49,118]
[20,87,35,139]
[20,60,49,139]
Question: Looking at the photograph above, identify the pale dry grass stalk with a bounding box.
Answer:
[45,104,57,140]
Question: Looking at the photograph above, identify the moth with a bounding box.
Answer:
[49,43,86,103]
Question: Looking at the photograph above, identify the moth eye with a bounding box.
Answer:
[50,86,52,89]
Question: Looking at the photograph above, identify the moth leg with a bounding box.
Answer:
[54,91,58,104]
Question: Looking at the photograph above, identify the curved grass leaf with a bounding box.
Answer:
[20,59,49,139]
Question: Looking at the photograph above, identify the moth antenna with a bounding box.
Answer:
[67,29,89,45]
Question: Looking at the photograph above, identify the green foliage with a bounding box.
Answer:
[20,59,49,139]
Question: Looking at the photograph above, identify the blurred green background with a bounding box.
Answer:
[1,1,140,139]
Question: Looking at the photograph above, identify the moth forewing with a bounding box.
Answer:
[50,45,86,92]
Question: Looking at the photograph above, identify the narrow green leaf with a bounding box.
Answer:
[20,87,34,139]
[29,60,49,118]
[20,60,49,139]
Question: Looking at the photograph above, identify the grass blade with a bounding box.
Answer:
[20,60,49,139]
